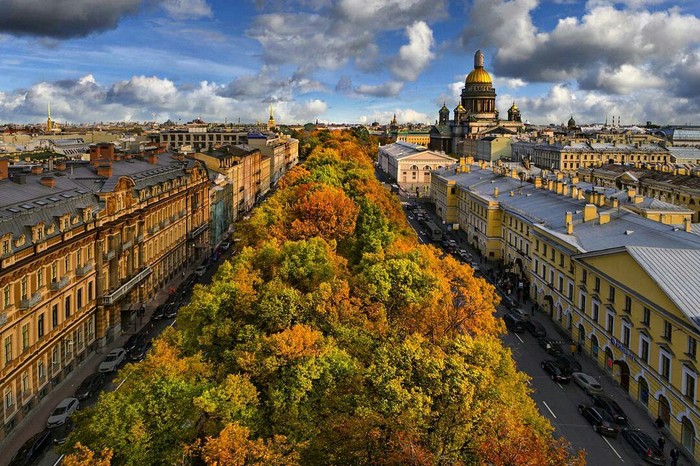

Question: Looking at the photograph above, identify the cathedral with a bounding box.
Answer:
[429,50,524,154]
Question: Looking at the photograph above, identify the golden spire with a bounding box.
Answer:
[267,103,276,130]
[269,103,274,119]
[46,101,53,131]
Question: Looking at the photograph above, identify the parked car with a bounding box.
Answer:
[152,303,167,320]
[124,332,146,353]
[503,313,525,333]
[571,372,604,395]
[98,348,126,373]
[46,397,79,428]
[590,394,629,426]
[164,302,178,319]
[524,319,547,337]
[74,372,106,401]
[194,265,207,277]
[128,340,153,362]
[621,429,666,465]
[9,430,53,466]
[577,404,619,437]
[52,419,75,445]
[555,354,582,374]
[537,337,563,356]
[220,241,231,250]
[541,360,571,383]
[469,262,481,272]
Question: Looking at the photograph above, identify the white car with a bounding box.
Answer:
[46,397,79,428]
[194,265,207,277]
[470,262,481,272]
[98,348,126,373]
[572,372,604,395]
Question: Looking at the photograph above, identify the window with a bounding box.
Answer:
[534,258,539,275]
[64,296,71,319]
[38,360,45,381]
[20,276,27,300]
[642,307,650,326]
[51,262,57,281]
[52,304,58,328]
[52,346,59,367]
[2,240,9,256]
[582,269,587,284]
[688,336,697,360]
[5,388,13,410]
[659,350,671,381]
[37,314,44,338]
[76,329,82,348]
[77,289,82,310]
[663,321,672,342]
[3,285,9,308]
[64,256,70,274]
[683,367,696,402]
[608,286,615,302]
[87,316,94,340]
[594,277,600,292]
[568,281,574,300]
[580,292,587,313]
[606,310,614,333]
[558,275,564,292]
[4,335,13,364]
[77,249,82,267]
[624,296,631,313]
[549,270,554,286]
[622,321,631,347]
[21,324,29,351]
[21,371,29,395]
[37,268,44,288]
[88,282,93,302]
[639,334,650,363]
[559,253,564,267]
[592,300,600,322]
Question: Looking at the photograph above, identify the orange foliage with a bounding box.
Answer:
[63,443,113,466]
[276,165,310,191]
[201,423,300,466]
[264,324,325,361]
[289,184,359,241]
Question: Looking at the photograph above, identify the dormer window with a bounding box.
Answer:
[33,224,46,242]
[2,239,10,256]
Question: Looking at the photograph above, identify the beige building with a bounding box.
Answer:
[395,130,431,147]
[378,141,457,195]
[247,132,299,186]
[0,144,209,439]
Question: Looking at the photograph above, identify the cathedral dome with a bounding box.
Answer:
[465,68,492,85]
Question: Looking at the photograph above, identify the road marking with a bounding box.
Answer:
[602,436,624,461]
[514,333,524,343]
[53,454,65,466]
[115,373,131,392]
[542,400,557,419]
[557,382,564,390]
[169,319,177,327]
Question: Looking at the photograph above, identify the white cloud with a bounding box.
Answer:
[357,108,430,125]
[161,0,212,20]
[354,81,404,97]
[390,21,435,81]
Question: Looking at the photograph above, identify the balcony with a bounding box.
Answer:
[136,234,144,244]
[187,223,209,239]
[148,225,160,235]
[75,263,94,276]
[50,276,70,292]
[161,218,171,228]
[103,250,116,261]
[20,292,43,309]
[122,240,133,250]
[100,266,153,306]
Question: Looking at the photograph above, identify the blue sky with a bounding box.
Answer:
[0,0,698,126]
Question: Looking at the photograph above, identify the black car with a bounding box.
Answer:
[74,372,106,401]
[538,337,564,356]
[577,404,619,437]
[590,394,629,426]
[524,319,547,337]
[52,419,74,445]
[555,354,582,374]
[503,313,525,333]
[541,360,571,383]
[9,430,53,466]
[128,340,153,362]
[124,332,146,353]
[152,303,168,320]
[164,302,178,319]
[621,429,665,465]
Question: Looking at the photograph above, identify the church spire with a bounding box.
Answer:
[267,103,276,130]
[474,50,484,69]
[46,101,53,132]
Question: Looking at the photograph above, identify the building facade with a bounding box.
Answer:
[378,141,457,194]
[0,144,209,440]
[430,164,700,460]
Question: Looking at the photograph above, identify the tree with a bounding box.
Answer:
[62,443,113,466]
[199,422,299,466]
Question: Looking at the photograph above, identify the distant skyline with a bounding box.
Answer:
[0,0,698,126]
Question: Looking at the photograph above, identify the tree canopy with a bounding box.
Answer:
[62,130,584,465]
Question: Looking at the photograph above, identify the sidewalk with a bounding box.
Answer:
[0,263,198,466]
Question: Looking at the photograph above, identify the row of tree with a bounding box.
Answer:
[63,129,585,465]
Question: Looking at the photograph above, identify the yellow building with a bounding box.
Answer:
[395,130,430,147]
[430,164,700,459]
[0,144,209,439]
[247,132,299,186]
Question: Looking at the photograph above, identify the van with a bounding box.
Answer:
[503,313,525,332]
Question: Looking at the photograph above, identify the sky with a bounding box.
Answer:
[0,0,698,126]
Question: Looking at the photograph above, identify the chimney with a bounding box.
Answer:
[572,186,579,199]
[90,143,115,167]
[0,158,8,180]
[627,188,636,200]
[565,212,573,225]
[556,172,564,181]
[599,213,610,225]
[685,217,692,233]
[570,176,579,184]
[48,158,54,172]
[562,184,570,197]
[548,179,555,191]
[534,177,542,188]
[583,204,598,222]
[567,222,574,234]
[493,187,499,198]
[511,169,518,179]
[598,194,606,207]
[634,195,644,204]
[510,190,514,197]
[556,182,564,194]
[612,198,619,208]
[31,165,43,175]
[464,164,470,174]
[55,160,67,171]
[146,153,158,165]
[96,162,113,178]
[40,175,55,188]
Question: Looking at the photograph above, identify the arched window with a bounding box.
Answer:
[591,335,599,361]
[638,377,649,406]
[658,395,671,427]
[578,324,586,347]
[682,416,695,455]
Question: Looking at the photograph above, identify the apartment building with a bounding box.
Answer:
[431,165,700,460]
[247,132,299,186]
[0,143,209,439]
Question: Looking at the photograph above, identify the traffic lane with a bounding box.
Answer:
[502,329,635,464]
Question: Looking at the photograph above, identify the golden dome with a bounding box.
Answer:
[465,68,492,85]
[510,102,519,110]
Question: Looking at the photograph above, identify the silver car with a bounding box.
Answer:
[98,348,126,373]
[572,372,604,395]
[46,397,79,428]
